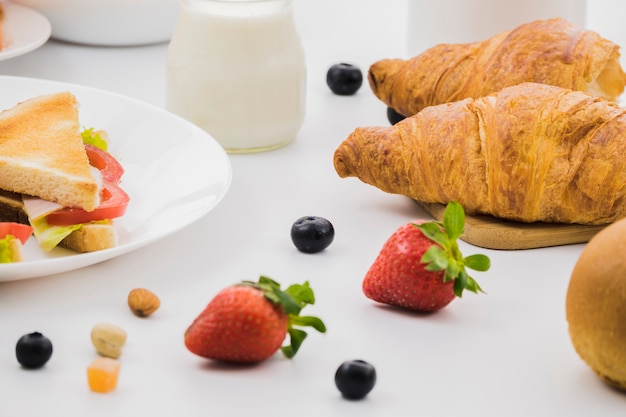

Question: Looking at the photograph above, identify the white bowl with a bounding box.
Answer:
[10,0,179,46]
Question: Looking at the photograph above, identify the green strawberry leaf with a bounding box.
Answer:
[442,200,465,240]
[465,276,483,294]
[273,288,303,316]
[244,276,326,359]
[290,315,327,333]
[281,328,308,359]
[445,260,460,283]
[464,254,491,272]
[422,246,449,271]
[417,222,450,249]
[285,282,316,306]
[416,201,491,297]
[453,269,468,296]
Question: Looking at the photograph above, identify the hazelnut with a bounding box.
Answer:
[128,288,160,317]
[91,323,127,359]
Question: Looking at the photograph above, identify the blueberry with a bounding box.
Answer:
[335,359,377,399]
[16,332,53,369]
[326,63,363,95]
[291,216,334,253]
[387,107,406,125]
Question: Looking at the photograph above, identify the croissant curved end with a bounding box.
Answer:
[333,141,355,178]
[368,59,403,100]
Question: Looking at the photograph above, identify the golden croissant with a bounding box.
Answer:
[333,82,626,225]
[369,18,626,117]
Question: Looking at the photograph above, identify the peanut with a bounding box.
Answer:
[91,323,127,359]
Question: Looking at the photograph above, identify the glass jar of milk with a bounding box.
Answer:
[166,0,306,153]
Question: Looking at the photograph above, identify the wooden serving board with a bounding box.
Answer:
[416,201,606,250]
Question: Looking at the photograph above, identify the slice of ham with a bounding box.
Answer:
[21,166,103,220]
[22,196,63,221]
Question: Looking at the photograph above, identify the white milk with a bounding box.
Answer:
[166,0,306,153]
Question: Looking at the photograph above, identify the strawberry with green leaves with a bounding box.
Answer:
[363,201,491,312]
[184,276,326,363]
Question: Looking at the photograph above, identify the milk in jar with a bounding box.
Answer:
[166,0,306,153]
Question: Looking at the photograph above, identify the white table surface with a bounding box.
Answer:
[1,0,625,415]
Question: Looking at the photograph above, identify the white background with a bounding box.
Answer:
[0,0,625,415]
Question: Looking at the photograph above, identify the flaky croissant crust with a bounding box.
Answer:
[334,83,626,225]
[369,18,626,117]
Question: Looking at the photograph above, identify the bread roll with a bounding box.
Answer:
[566,217,626,391]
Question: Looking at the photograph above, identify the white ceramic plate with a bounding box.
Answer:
[11,0,177,46]
[0,2,51,61]
[0,76,232,281]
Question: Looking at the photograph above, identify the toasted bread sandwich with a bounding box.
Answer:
[0,91,100,210]
[0,221,32,262]
[0,92,129,254]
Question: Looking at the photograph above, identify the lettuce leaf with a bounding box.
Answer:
[0,237,13,263]
[31,217,82,252]
[81,127,108,151]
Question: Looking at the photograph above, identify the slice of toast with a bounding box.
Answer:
[0,92,99,211]
[60,222,118,253]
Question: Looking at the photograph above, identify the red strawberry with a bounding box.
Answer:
[184,276,326,363]
[363,201,490,312]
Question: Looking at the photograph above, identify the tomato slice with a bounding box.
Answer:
[46,181,130,226]
[45,144,129,226]
[85,144,124,183]
[0,222,33,244]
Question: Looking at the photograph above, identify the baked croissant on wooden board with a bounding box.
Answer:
[334,82,626,226]
[369,18,626,117]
